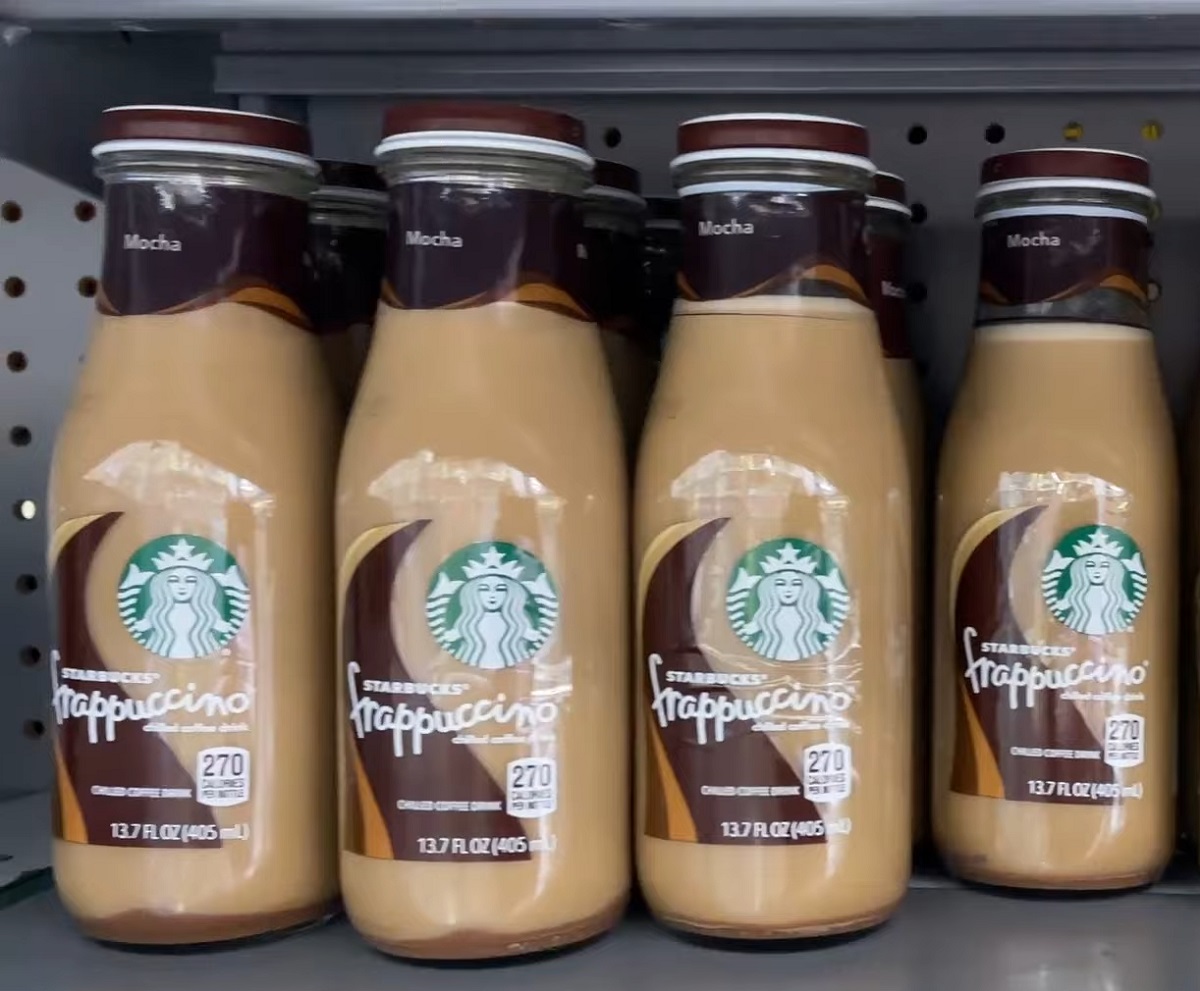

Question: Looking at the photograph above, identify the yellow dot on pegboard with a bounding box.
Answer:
[1141,120,1164,141]
[1063,121,1084,142]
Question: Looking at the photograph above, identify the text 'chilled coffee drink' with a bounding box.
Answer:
[933,147,1177,889]
[49,105,339,944]
[336,102,629,960]
[636,113,913,939]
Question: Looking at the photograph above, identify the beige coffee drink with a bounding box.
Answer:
[337,102,628,959]
[866,172,926,841]
[309,160,388,413]
[584,161,655,460]
[933,148,1176,889]
[49,106,339,944]
[636,113,912,939]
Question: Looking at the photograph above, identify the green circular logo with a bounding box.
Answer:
[726,537,851,661]
[1041,524,1148,635]
[117,535,250,660]
[425,542,559,669]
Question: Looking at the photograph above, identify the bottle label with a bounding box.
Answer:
[640,520,863,845]
[307,224,386,338]
[867,222,911,359]
[342,523,568,861]
[381,184,589,320]
[99,182,310,330]
[678,188,869,306]
[51,515,257,848]
[976,210,1150,329]
[951,508,1157,805]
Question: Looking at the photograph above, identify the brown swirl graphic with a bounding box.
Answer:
[951,507,1119,805]
[642,520,827,845]
[680,259,868,306]
[98,276,311,330]
[342,522,532,862]
[53,513,221,847]
[976,213,1149,327]
[382,275,589,321]
[978,280,1008,305]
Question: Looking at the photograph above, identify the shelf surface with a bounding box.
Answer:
[0,792,48,896]
[6,0,1200,20]
[3,884,1200,990]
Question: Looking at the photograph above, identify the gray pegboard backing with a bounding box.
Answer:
[0,160,99,797]
[0,31,222,195]
[306,93,1200,427]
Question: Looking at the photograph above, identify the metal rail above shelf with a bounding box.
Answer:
[7,0,1200,21]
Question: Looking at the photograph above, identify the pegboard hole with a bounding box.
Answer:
[22,719,45,740]
[985,123,1006,144]
[18,645,41,667]
[602,127,622,149]
[15,574,38,595]
[908,281,929,303]
[907,124,928,145]
[13,499,35,521]
[1149,279,1162,302]
[1,201,22,223]
[911,202,928,225]
[77,276,97,298]
[1062,121,1084,142]
[9,425,30,447]
[4,276,25,298]
[74,200,96,222]
[1141,120,1165,142]
[6,350,26,372]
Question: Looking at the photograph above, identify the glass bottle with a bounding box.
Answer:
[933,147,1176,889]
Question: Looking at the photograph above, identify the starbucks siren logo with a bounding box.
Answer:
[117,535,250,660]
[1041,524,1148,636]
[426,542,559,669]
[726,538,851,661]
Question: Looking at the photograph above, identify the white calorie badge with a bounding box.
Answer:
[196,746,251,807]
[1103,714,1145,769]
[506,758,557,819]
[802,742,853,803]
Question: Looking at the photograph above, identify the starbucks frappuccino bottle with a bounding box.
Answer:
[933,148,1177,889]
[309,160,387,412]
[337,102,628,959]
[636,113,913,939]
[49,106,339,943]
[584,160,654,459]
[866,172,926,841]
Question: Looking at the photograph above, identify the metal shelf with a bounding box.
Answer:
[0,793,48,897]
[4,882,1200,990]
[4,789,1200,988]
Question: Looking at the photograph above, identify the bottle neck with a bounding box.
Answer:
[99,175,312,332]
[974,200,1152,331]
[380,179,590,322]
[676,183,870,309]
